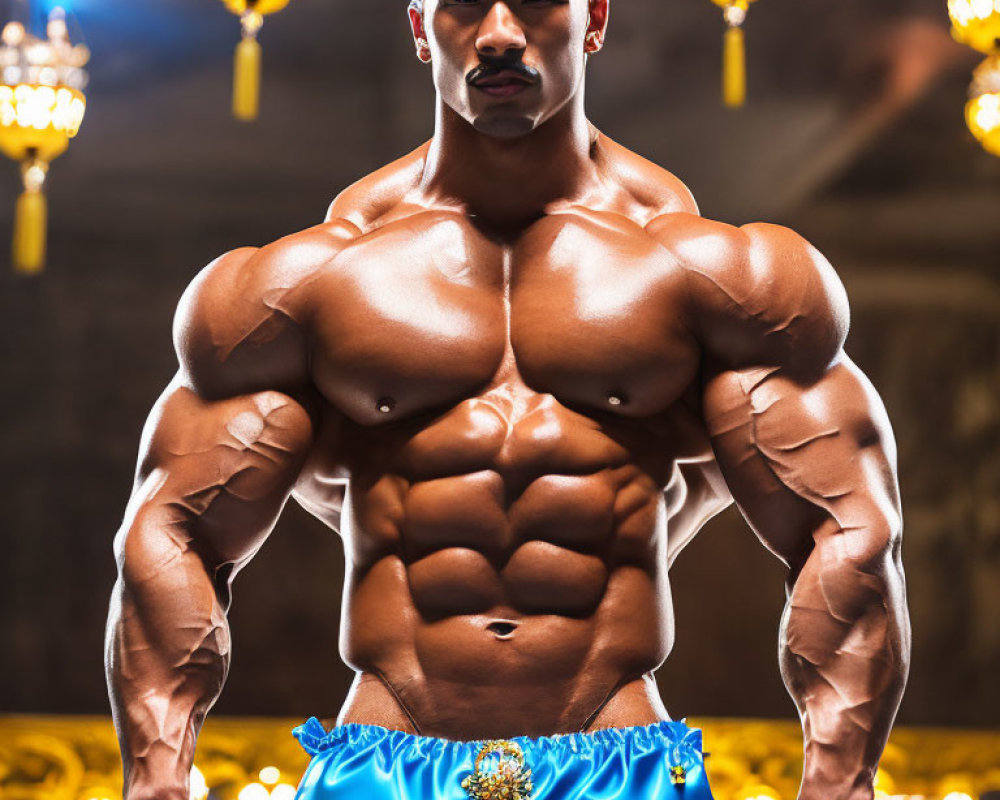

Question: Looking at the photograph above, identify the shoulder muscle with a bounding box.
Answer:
[174,222,359,399]
[648,216,849,379]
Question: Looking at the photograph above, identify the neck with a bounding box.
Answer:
[419,87,598,228]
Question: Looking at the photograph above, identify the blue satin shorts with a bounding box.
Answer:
[292,716,714,799]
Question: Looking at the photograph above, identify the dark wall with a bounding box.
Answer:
[1,0,998,727]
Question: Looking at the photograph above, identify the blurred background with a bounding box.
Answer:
[0,0,998,736]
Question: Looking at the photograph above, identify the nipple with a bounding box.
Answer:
[487,620,518,639]
[377,397,396,415]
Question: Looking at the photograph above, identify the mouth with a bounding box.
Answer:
[472,74,533,97]
[467,63,540,98]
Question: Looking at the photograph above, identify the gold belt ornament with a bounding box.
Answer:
[462,739,534,800]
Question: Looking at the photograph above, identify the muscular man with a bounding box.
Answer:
[105,1,910,798]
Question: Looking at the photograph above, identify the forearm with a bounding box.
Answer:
[781,528,909,800]
[704,354,910,800]
[106,514,230,800]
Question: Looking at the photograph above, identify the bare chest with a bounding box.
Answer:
[302,210,699,426]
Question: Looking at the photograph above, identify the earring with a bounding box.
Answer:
[584,30,603,53]
[415,37,432,63]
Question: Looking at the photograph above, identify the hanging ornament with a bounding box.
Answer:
[222,0,291,122]
[0,7,88,275]
[966,55,1000,155]
[947,0,1000,157]
[947,0,1000,54]
[711,0,757,108]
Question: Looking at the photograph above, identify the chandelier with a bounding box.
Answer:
[0,6,88,274]
[948,0,1000,157]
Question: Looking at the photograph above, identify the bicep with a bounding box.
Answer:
[703,354,901,571]
[119,376,315,573]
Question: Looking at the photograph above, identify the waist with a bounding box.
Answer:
[336,671,671,740]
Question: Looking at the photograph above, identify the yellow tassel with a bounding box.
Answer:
[723,25,746,108]
[13,187,47,275]
[233,35,262,121]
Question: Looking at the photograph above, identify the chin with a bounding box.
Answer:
[471,113,538,139]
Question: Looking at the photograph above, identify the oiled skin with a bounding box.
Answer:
[106,4,909,800]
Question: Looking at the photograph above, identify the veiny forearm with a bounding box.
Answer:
[705,356,910,800]
[106,384,314,800]
[781,524,909,800]
[107,509,230,800]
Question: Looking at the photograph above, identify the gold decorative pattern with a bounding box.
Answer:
[461,739,534,800]
[0,717,997,800]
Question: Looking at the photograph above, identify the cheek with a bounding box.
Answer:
[428,23,473,101]
[540,33,585,97]
[534,14,584,71]
[432,57,469,110]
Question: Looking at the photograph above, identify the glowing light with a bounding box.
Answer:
[26,41,53,65]
[258,767,281,786]
[83,789,116,800]
[239,783,271,800]
[972,93,1000,128]
[942,794,974,800]
[736,786,781,800]
[270,784,296,800]
[948,0,1000,53]
[972,0,993,17]
[23,161,47,191]
[2,21,26,46]
[0,83,86,137]
[965,56,1000,155]
[47,14,68,41]
[190,766,209,800]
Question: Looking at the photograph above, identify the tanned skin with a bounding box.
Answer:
[105,2,910,799]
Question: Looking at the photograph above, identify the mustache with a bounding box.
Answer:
[465,55,541,86]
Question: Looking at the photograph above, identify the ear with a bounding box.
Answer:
[408,3,433,63]
[584,0,609,53]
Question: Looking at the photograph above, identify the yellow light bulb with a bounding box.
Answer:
[258,767,281,786]
[949,0,1000,53]
[965,56,1000,155]
[238,783,271,800]
[270,784,296,800]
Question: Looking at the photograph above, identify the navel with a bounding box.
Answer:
[486,620,519,640]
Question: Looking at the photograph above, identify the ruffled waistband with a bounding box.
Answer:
[292,715,704,764]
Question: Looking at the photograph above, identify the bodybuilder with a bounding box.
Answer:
[106,1,910,799]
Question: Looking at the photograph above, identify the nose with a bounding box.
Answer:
[475,2,527,58]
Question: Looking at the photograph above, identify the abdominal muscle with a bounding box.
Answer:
[320,389,681,740]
